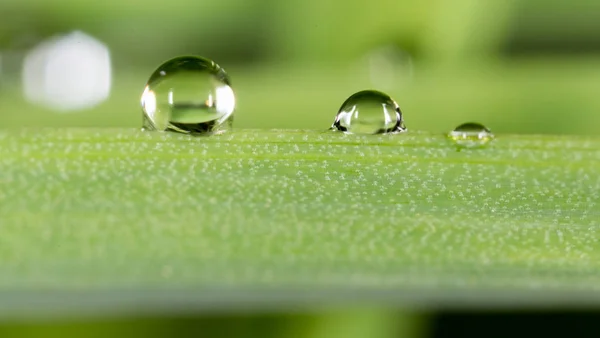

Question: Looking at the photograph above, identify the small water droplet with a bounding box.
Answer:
[448,122,494,148]
[331,90,406,135]
[141,56,235,134]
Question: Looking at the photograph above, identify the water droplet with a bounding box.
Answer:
[331,90,406,135]
[448,122,494,148]
[141,56,235,134]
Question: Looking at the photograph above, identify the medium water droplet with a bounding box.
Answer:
[141,56,235,134]
[448,122,494,148]
[331,90,406,135]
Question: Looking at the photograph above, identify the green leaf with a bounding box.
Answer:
[0,129,599,313]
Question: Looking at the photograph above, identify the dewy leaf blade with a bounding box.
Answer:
[0,128,599,313]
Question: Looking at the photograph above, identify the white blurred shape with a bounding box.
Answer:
[22,31,111,112]
[365,45,413,90]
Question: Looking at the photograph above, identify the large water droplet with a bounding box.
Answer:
[448,122,494,148]
[141,56,235,134]
[331,90,406,135]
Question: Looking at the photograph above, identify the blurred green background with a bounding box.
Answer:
[1,0,600,135]
[1,0,600,337]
